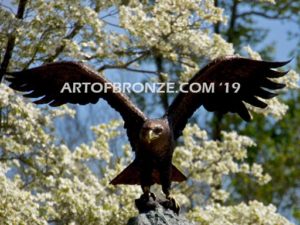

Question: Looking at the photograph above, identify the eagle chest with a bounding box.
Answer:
[137,139,174,160]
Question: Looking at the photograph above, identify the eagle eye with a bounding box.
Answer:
[153,127,163,134]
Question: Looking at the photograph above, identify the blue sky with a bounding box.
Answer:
[256,18,298,62]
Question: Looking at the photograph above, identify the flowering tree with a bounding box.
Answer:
[0,0,299,224]
[207,1,300,222]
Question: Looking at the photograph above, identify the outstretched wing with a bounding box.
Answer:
[5,61,147,150]
[166,56,289,139]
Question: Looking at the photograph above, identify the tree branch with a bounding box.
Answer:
[214,0,220,33]
[0,0,28,82]
[155,56,169,111]
[43,22,83,63]
[122,67,159,75]
[97,51,149,72]
[237,11,291,20]
[226,0,239,43]
[23,29,52,69]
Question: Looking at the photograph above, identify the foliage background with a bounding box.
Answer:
[0,0,299,224]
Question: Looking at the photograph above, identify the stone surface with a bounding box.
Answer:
[127,195,195,225]
[127,205,194,225]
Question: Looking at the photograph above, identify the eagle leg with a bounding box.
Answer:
[141,185,156,201]
[159,163,172,198]
[161,184,180,214]
[160,164,180,214]
[162,185,180,214]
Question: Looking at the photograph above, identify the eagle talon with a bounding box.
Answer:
[141,192,156,201]
[166,195,180,214]
[150,192,156,200]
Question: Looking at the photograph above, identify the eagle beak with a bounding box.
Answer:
[146,130,157,143]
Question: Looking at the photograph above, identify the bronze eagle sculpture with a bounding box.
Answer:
[4,56,289,212]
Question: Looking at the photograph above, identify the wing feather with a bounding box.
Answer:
[255,88,277,99]
[5,61,147,151]
[166,56,290,139]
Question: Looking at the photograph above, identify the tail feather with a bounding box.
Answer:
[110,161,187,185]
[171,164,187,182]
[110,161,141,185]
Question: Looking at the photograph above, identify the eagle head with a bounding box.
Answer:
[139,119,169,144]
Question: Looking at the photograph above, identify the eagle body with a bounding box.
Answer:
[111,117,186,197]
[4,56,290,208]
[137,118,176,190]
